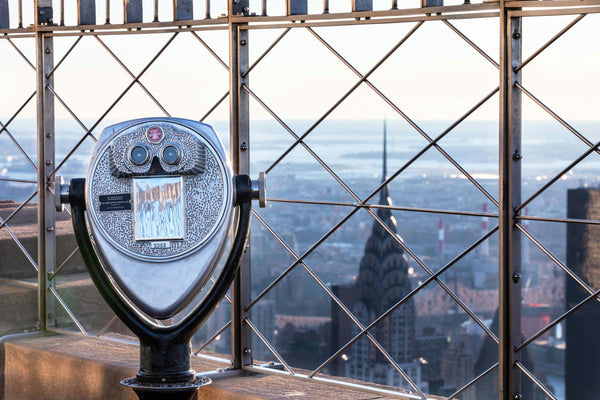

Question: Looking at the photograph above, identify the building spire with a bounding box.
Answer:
[379,119,391,209]
[383,119,387,182]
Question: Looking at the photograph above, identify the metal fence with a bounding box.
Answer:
[1,0,600,399]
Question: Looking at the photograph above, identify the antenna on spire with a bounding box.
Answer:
[383,119,387,181]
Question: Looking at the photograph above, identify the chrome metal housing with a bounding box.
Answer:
[85,118,234,320]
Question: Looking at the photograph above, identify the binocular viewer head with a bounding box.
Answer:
[82,118,235,320]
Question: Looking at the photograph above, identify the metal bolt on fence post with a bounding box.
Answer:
[512,272,521,283]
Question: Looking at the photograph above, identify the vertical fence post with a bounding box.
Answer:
[499,4,522,400]
[35,0,55,332]
[229,0,252,370]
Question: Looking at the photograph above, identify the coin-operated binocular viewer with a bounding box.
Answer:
[56,118,265,400]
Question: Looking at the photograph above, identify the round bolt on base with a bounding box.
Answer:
[121,376,211,400]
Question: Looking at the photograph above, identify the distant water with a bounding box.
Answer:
[2,119,600,185]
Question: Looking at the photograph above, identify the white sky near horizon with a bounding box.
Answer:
[0,0,599,124]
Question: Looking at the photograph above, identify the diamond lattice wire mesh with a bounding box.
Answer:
[244,18,508,398]
[45,29,232,342]
[0,35,39,336]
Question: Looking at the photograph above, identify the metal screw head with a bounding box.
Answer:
[512,272,521,283]
[513,393,522,400]
[243,347,252,354]
[46,160,53,165]
[513,31,522,40]
[45,47,52,54]
[513,151,522,161]
[240,142,248,151]
[47,227,54,232]
[240,39,247,46]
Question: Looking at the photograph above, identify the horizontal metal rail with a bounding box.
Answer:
[517,215,600,226]
[0,177,36,184]
[267,197,499,218]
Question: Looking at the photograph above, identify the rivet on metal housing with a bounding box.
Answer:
[47,227,54,232]
[513,393,523,400]
[512,31,522,40]
[240,39,247,46]
[46,160,53,165]
[240,142,248,151]
[512,151,522,161]
[243,347,252,354]
[45,47,51,54]
[512,272,521,283]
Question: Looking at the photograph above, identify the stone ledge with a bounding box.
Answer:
[0,333,420,400]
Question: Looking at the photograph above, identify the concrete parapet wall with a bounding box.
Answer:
[1,333,424,400]
[0,201,86,279]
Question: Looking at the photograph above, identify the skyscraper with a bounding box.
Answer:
[565,188,600,400]
[341,121,423,390]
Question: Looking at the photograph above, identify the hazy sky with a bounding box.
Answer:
[1,1,599,123]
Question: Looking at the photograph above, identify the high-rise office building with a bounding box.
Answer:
[332,122,424,391]
[566,188,600,400]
